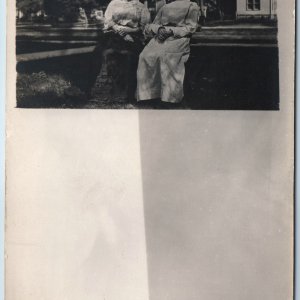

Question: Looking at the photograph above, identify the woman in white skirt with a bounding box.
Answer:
[137,0,199,105]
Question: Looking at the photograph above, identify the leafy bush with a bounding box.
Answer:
[43,0,110,21]
[17,71,88,108]
[17,0,44,14]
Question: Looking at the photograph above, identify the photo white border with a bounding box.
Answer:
[0,0,6,298]
[4,1,296,300]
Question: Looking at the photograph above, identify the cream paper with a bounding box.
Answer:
[5,0,294,299]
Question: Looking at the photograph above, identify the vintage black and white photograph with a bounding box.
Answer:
[16,0,279,109]
[7,1,295,299]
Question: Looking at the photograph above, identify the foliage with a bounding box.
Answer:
[43,0,110,21]
[17,0,44,14]
[17,72,69,107]
[44,0,78,21]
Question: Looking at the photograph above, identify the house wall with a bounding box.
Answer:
[236,0,277,18]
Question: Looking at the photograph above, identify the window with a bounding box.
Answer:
[247,0,260,10]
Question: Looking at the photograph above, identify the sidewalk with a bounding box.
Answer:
[16,22,278,62]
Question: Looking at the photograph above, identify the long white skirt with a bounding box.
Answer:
[137,37,190,103]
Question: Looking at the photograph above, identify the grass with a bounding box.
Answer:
[16,71,186,109]
[16,44,279,110]
[17,71,88,108]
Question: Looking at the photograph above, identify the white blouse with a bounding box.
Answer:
[104,0,150,30]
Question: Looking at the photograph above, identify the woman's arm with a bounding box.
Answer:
[115,26,141,35]
[105,2,150,36]
[144,7,164,36]
[140,5,151,28]
[104,0,118,29]
[164,3,200,38]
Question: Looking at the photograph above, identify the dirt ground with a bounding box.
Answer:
[16,46,279,110]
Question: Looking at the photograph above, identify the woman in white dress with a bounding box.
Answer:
[85,0,150,100]
[137,0,199,105]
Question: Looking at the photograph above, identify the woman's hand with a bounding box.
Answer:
[112,25,126,36]
[157,27,173,42]
[111,25,135,42]
[123,34,134,42]
[113,25,139,36]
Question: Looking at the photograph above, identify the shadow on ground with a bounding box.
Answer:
[16,46,279,110]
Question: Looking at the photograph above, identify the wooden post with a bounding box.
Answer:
[217,0,223,20]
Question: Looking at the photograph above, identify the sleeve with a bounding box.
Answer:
[104,1,117,29]
[140,6,151,29]
[165,3,200,38]
[144,6,164,35]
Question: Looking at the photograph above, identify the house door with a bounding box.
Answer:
[220,0,236,19]
[203,0,236,21]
